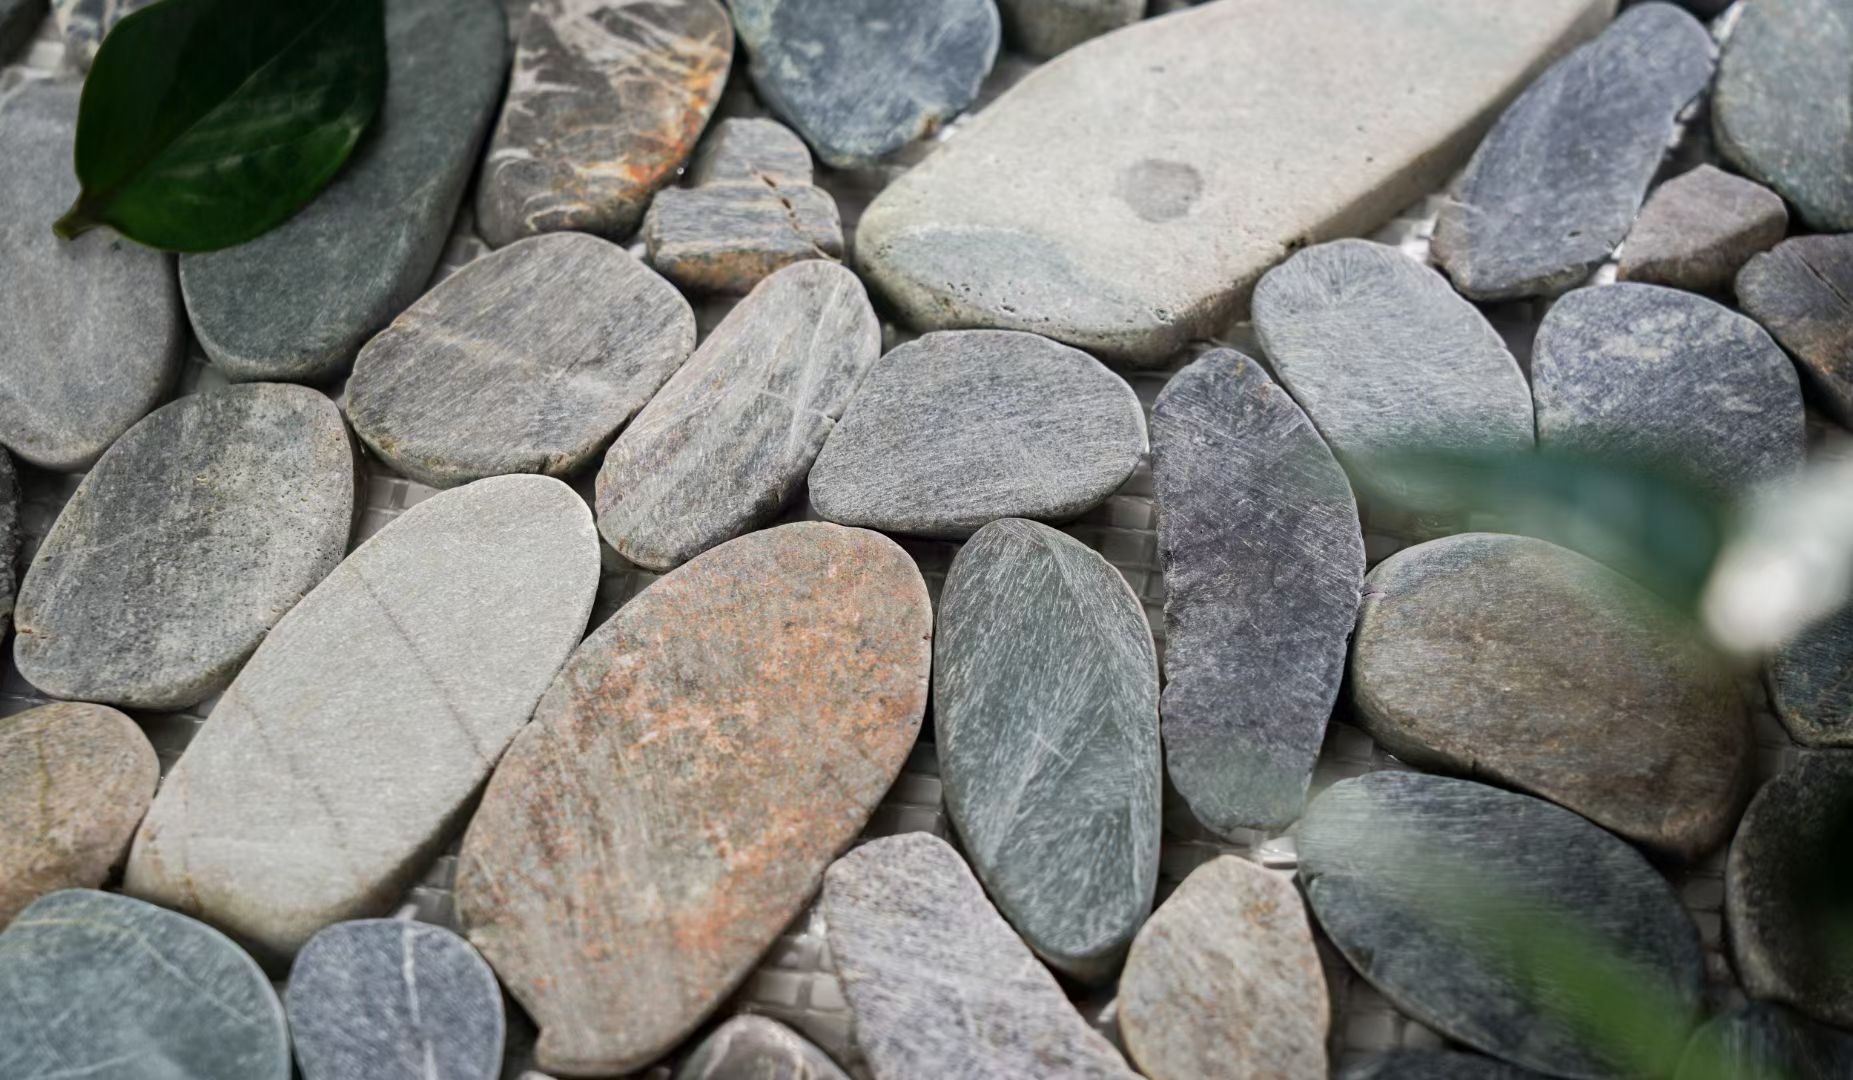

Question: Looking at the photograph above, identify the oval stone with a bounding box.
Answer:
[348,233,696,488]
[1770,604,1853,747]
[809,330,1146,539]
[1352,533,1751,859]
[675,1016,850,1080]
[0,889,289,1080]
[936,517,1159,981]
[455,522,931,1075]
[124,475,599,963]
[14,384,356,711]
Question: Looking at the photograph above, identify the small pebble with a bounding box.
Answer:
[1618,165,1788,293]
[674,1016,850,1080]
[996,0,1141,57]
[1737,234,1853,426]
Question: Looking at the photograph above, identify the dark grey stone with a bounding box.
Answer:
[687,117,813,185]
[809,330,1146,539]
[1678,1002,1853,1080]
[1150,350,1362,834]
[287,920,505,1080]
[1714,0,1853,232]
[1340,1051,1544,1080]
[1727,751,1853,1029]
[0,450,15,640]
[996,0,1140,57]
[1618,165,1789,293]
[51,0,152,69]
[729,0,1000,168]
[0,0,42,64]
[935,517,1160,981]
[0,889,289,1080]
[1737,235,1853,426]
[1296,771,1706,1078]
[1771,604,1853,747]
[1533,283,1806,497]
[181,0,508,384]
[13,384,356,711]
[1432,3,1715,300]
[674,1016,850,1080]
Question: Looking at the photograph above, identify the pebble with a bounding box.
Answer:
[50,0,149,68]
[0,79,183,472]
[595,261,880,570]
[124,475,598,963]
[0,450,15,639]
[456,522,930,1076]
[1737,235,1853,426]
[181,0,508,383]
[14,384,355,711]
[1770,605,1853,747]
[1352,533,1750,860]
[675,1016,850,1080]
[1726,751,1853,1029]
[1151,350,1362,834]
[935,517,1160,981]
[1296,771,1706,1078]
[0,0,41,63]
[0,890,289,1080]
[1340,1052,1544,1079]
[1117,856,1329,1080]
[1679,1001,1853,1080]
[1618,165,1789,293]
[0,703,157,926]
[856,0,1614,365]
[287,920,506,1080]
[821,832,1139,1080]
[996,0,1140,57]
[1713,0,1853,231]
[729,0,1000,168]
[1533,283,1806,497]
[347,233,696,488]
[1432,4,1716,300]
[476,0,732,246]
[808,330,1146,539]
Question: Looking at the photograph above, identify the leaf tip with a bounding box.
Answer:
[51,200,98,242]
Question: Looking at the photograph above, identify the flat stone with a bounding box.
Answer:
[809,330,1146,539]
[1353,533,1750,859]
[181,0,508,383]
[595,261,880,570]
[644,182,843,295]
[996,0,1140,57]
[1118,856,1329,1080]
[1727,751,1853,1028]
[1679,1002,1853,1080]
[0,703,157,926]
[1713,0,1853,231]
[1296,771,1706,1078]
[1432,4,1715,301]
[14,384,355,711]
[1618,165,1789,293]
[51,0,151,68]
[1151,350,1363,834]
[0,890,289,1080]
[456,522,930,1075]
[935,517,1159,980]
[855,0,1614,365]
[1770,604,1853,747]
[675,1016,850,1080]
[125,475,598,962]
[287,920,506,1080]
[1341,1052,1544,1079]
[1737,235,1853,426]
[348,233,696,487]
[821,832,1138,1080]
[476,0,732,246]
[0,450,15,639]
[687,117,814,186]
[730,0,999,168]
[0,80,182,471]
[1533,283,1806,497]
[0,0,42,64]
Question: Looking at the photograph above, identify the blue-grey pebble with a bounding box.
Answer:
[1770,604,1853,747]
[1340,1051,1545,1079]
[1679,1002,1853,1080]
[675,1015,850,1080]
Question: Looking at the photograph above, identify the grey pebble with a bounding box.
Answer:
[1340,1051,1545,1079]
[1770,604,1853,747]
[50,0,150,68]
[0,0,42,64]
[674,1016,850,1080]
[1737,235,1853,426]
[687,117,813,186]
[1618,164,1789,294]
[809,330,1146,539]
[996,0,1141,57]
[1678,1001,1853,1080]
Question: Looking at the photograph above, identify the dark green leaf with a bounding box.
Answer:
[52,0,386,253]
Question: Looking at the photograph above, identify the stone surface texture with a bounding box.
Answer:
[1679,1002,1853,1080]
[1737,235,1853,425]
[0,0,42,66]
[1618,165,1789,293]
[1770,604,1853,747]
[996,0,1141,57]
[0,450,14,639]
[456,523,931,1076]
[50,0,149,68]
[1340,1052,1543,1079]
[674,1016,850,1080]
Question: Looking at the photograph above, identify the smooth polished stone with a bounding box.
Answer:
[996,0,1140,57]
[50,0,150,68]
[675,1016,850,1080]
[1618,165,1789,294]
[1678,1002,1853,1080]
[1341,1052,1544,1079]
[1737,235,1853,426]
[1771,604,1853,747]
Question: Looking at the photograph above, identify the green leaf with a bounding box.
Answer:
[52,0,387,253]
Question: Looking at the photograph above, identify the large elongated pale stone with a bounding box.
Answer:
[124,475,600,963]
[456,522,930,1076]
[855,0,1615,365]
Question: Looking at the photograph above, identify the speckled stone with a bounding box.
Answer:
[348,233,696,487]
[1432,4,1715,301]
[1297,771,1706,1078]
[1533,283,1806,497]
[0,704,157,927]
[125,476,598,963]
[1771,605,1853,747]
[14,385,355,711]
[1152,350,1362,834]
[595,261,880,570]
[287,920,506,1080]
[822,833,1138,1080]
[1340,1052,1544,1079]
[675,1016,850,1080]
[1118,856,1328,1080]
[456,523,930,1076]
[1679,1002,1853,1080]
[809,330,1146,539]
[0,0,43,64]
[0,450,15,639]
[476,0,732,246]
[1618,165,1788,293]
[50,0,151,68]
[996,0,1140,57]
[181,0,508,383]
[0,890,289,1080]
[1737,235,1853,425]
[0,79,183,472]
[1727,752,1853,1029]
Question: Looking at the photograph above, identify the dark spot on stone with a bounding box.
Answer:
[1116,159,1201,222]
